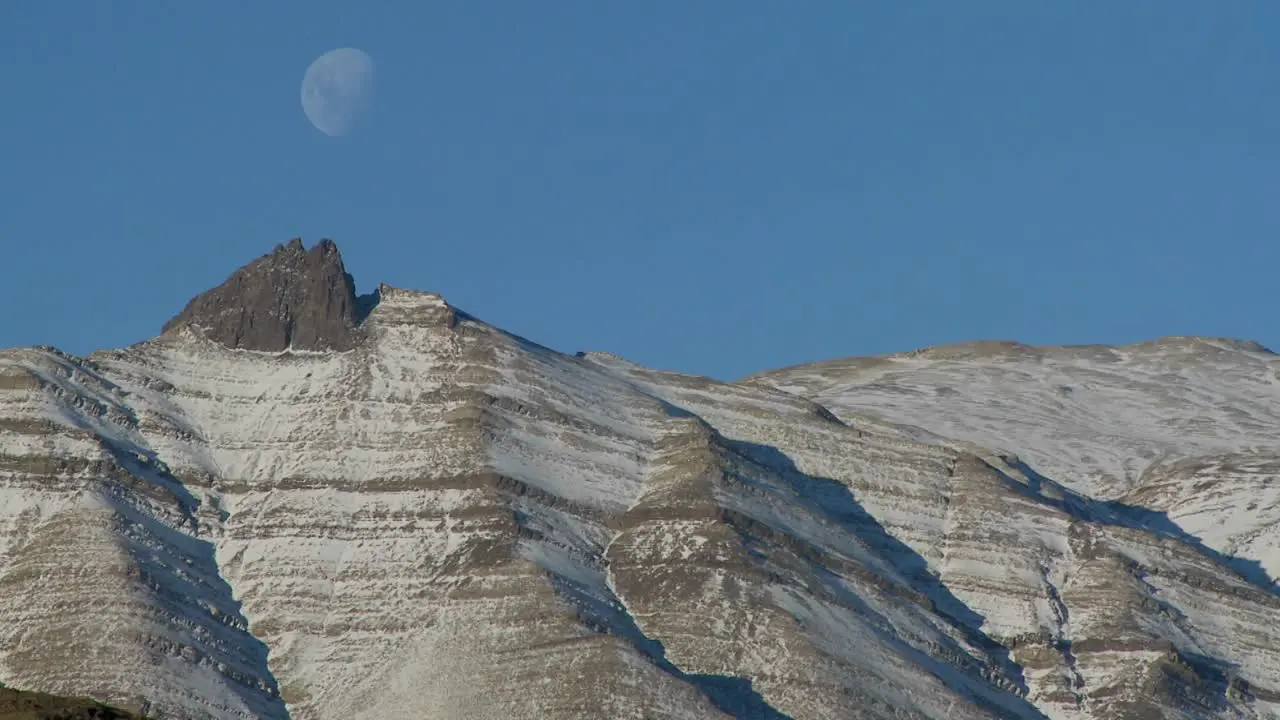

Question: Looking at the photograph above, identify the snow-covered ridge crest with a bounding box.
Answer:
[366,283,456,327]
[755,335,1275,373]
[750,334,1280,491]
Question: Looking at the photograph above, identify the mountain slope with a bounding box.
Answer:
[748,338,1280,580]
[1,240,1278,719]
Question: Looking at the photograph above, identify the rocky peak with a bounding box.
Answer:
[162,238,374,351]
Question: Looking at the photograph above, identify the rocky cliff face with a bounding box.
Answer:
[1,240,1278,719]
[161,238,370,352]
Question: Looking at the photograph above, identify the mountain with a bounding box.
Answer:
[1,240,1277,719]
[748,338,1280,581]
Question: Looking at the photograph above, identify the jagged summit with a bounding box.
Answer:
[162,238,377,352]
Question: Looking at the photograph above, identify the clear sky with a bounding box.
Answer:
[2,4,1277,379]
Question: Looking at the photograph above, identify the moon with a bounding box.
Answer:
[301,48,375,137]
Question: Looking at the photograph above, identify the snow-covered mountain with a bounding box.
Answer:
[749,338,1280,584]
[1,240,1277,719]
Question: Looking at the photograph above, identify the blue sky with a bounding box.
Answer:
[2,4,1276,379]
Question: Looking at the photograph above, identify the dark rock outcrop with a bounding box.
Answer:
[162,239,372,351]
[0,686,141,719]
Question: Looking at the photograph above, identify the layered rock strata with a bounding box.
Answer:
[1,240,1277,719]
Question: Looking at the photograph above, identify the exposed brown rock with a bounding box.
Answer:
[0,686,140,719]
[161,238,372,351]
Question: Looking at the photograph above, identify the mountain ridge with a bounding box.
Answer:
[1,239,1278,719]
[748,336,1275,380]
